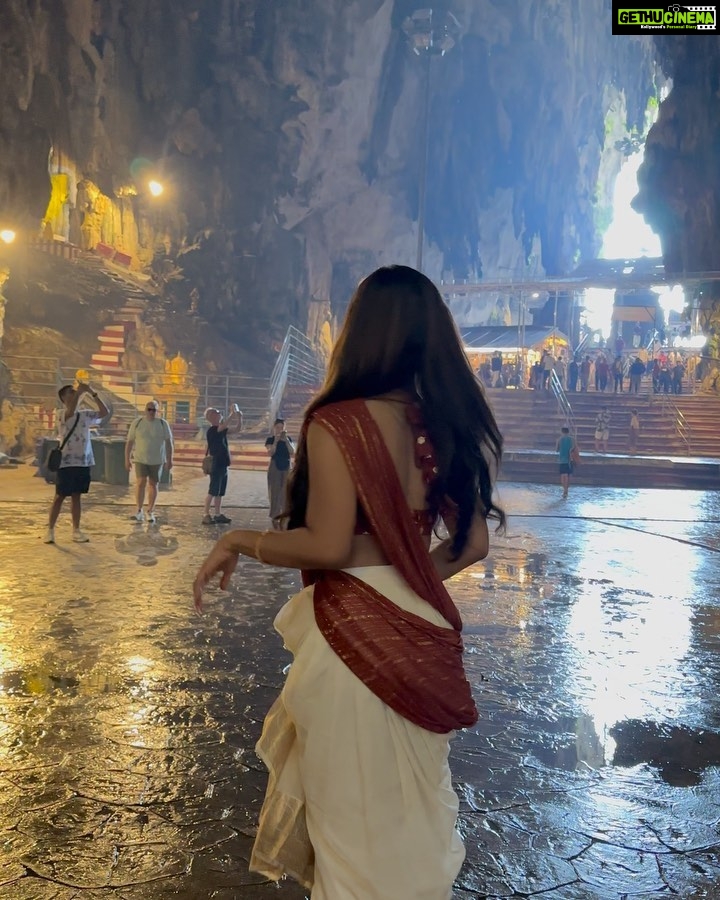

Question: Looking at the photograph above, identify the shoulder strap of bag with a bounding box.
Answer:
[58,413,81,451]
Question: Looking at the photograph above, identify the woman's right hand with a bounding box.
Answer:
[193,534,240,613]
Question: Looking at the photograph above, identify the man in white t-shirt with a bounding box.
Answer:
[124,400,174,523]
[44,382,109,544]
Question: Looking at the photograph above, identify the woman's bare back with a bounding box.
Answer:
[343,396,433,567]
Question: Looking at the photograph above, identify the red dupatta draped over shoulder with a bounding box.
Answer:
[304,399,478,734]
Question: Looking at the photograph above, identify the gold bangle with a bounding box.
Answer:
[254,530,270,564]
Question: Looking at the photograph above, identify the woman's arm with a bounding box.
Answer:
[430,505,490,582]
[194,422,357,609]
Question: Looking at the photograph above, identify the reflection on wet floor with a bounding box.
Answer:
[0,485,719,897]
[114,527,180,566]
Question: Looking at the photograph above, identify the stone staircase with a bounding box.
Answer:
[671,395,720,456]
[88,296,152,431]
[483,387,720,458]
[262,383,720,461]
[485,391,565,452]
[91,322,135,390]
[562,391,686,456]
[90,297,145,389]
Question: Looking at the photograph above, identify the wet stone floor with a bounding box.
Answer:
[0,477,720,898]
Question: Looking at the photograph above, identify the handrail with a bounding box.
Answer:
[659,393,691,452]
[549,369,577,436]
[573,332,590,357]
[267,325,325,424]
[268,331,292,425]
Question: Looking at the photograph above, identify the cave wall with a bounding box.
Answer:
[0,0,659,342]
[634,36,720,277]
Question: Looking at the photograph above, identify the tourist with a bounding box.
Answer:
[202,404,243,525]
[595,354,609,392]
[567,356,579,392]
[265,417,294,529]
[629,409,640,454]
[595,405,611,453]
[672,360,685,394]
[542,350,554,391]
[491,350,503,387]
[612,355,625,393]
[651,358,661,393]
[629,356,645,394]
[531,359,543,390]
[44,383,109,544]
[580,355,591,392]
[659,365,672,394]
[193,264,506,897]
[556,425,577,498]
[125,400,174,523]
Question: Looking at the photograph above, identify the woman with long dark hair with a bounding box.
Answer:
[193,265,505,898]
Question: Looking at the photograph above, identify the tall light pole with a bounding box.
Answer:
[402,9,460,273]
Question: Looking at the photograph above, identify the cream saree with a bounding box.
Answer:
[250,566,465,899]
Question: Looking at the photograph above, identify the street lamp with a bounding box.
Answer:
[0,229,16,245]
[148,180,164,197]
[402,9,461,272]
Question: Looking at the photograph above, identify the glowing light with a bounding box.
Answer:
[583,287,615,339]
[587,148,670,338]
[148,180,164,197]
[126,655,154,673]
[673,334,707,349]
[0,230,16,244]
[656,283,685,317]
[602,151,661,260]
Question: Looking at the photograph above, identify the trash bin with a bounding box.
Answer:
[38,437,59,483]
[103,438,129,486]
[91,437,106,483]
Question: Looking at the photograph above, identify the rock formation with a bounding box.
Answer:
[633,36,720,373]
[0,0,688,343]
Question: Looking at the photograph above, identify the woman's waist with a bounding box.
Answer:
[343,533,431,568]
[338,565,453,629]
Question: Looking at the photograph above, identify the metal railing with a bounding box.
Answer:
[1,355,273,439]
[268,326,325,423]
[573,332,591,358]
[0,355,64,433]
[549,369,577,436]
[659,393,691,453]
[56,366,271,434]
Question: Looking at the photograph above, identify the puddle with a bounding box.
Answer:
[611,718,720,786]
[0,670,80,696]
[114,530,180,566]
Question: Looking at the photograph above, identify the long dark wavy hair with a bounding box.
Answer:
[285,265,506,556]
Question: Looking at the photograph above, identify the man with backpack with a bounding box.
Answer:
[124,400,174,523]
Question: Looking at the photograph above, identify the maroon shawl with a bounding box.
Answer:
[304,399,478,734]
